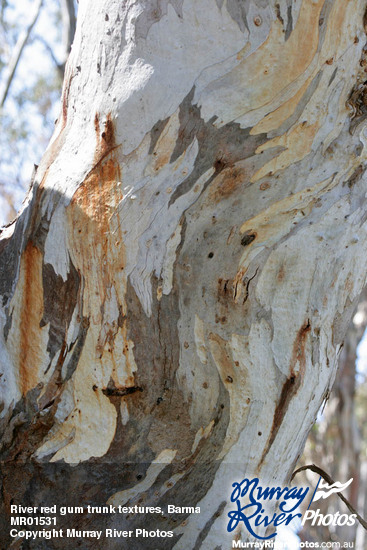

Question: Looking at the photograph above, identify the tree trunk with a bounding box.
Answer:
[1,1,367,548]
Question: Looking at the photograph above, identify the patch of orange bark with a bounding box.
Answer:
[17,242,44,395]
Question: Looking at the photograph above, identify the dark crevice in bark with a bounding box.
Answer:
[193,500,226,550]
[149,116,170,154]
[258,320,311,468]
[41,259,80,363]
[168,86,267,207]
[225,0,250,33]
[63,314,89,382]
[0,383,59,462]
[284,4,293,41]
[102,385,143,397]
[344,164,366,188]
[0,198,34,311]
[346,7,367,134]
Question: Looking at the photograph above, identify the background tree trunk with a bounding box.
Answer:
[299,289,367,545]
[2,1,367,547]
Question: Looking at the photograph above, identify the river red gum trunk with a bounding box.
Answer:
[1,1,367,547]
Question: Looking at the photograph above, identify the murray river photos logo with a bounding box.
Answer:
[227,476,356,540]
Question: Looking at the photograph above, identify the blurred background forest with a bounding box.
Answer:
[0,0,75,224]
[0,1,366,547]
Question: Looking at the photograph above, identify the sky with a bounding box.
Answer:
[0,0,75,225]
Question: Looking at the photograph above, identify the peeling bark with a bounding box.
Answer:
[2,1,367,548]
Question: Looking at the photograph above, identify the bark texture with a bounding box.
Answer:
[1,1,367,548]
